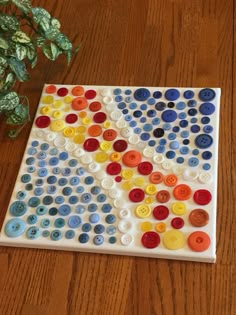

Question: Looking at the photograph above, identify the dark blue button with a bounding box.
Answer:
[192,149,199,155]
[133,110,142,118]
[134,127,142,134]
[115,96,123,102]
[26,157,35,165]
[27,214,38,224]
[113,88,122,95]
[199,103,215,115]
[65,230,75,239]
[203,125,213,133]
[36,205,47,215]
[101,203,112,213]
[93,235,104,245]
[190,117,198,123]
[78,233,89,243]
[81,193,92,203]
[165,89,180,101]
[199,88,216,101]
[62,168,72,176]
[59,151,69,160]
[188,108,198,116]
[195,134,213,149]
[5,218,26,237]
[88,203,98,212]
[82,223,92,232]
[97,194,107,202]
[134,88,151,101]
[105,214,116,224]
[51,230,62,241]
[173,126,180,132]
[17,191,27,200]
[26,226,41,239]
[153,128,164,138]
[54,218,65,228]
[201,117,210,124]
[109,236,117,244]
[25,183,33,191]
[68,215,82,228]
[118,102,126,110]
[161,110,177,122]
[129,121,137,127]
[182,139,190,145]
[140,117,146,123]
[49,157,59,166]
[159,139,167,145]
[187,99,197,107]
[147,98,155,105]
[58,178,68,186]
[91,186,101,195]
[179,120,188,128]
[32,140,39,147]
[155,102,166,111]
[153,91,162,99]
[191,125,200,133]
[62,187,72,196]
[42,195,53,205]
[156,145,165,153]
[147,110,156,117]
[40,143,49,150]
[140,104,147,111]
[140,133,150,141]
[167,102,175,108]
[47,185,57,194]
[84,176,94,185]
[183,90,194,99]
[129,102,137,110]
[47,175,57,184]
[28,197,40,207]
[68,195,79,204]
[176,157,184,164]
[49,207,58,216]
[10,201,27,217]
[148,140,156,146]
[58,204,71,216]
[125,89,132,95]
[166,151,176,159]
[94,224,105,234]
[21,174,31,183]
[123,109,129,115]
[179,112,187,119]
[202,151,212,160]
[37,151,47,159]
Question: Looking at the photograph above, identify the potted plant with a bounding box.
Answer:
[0,0,79,137]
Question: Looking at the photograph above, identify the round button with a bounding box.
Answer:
[78,233,90,243]
[51,230,63,241]
[72,97,88,110]
[50,119,65,132]
[149,171,164,184]
[129,188,145,202]
[155,222,167,233]
[188,231,211,252]
[145,184,157,195]
[163,230,185,250]
[173,184,192,200]
[141,221,153,232]
[5,218,26,237]
[122,150,142,167]
[199,88,216,101]
[101,177,115,189]
[141,231,160,249]
[164,174,178,187]
[57,87,68,96]
[161,110,177,123]
[137,162,153,175]
[89,101,102,112]
[93,112,107,123]
[153,205,169,220]
[35,115,51,128]
[189,209,209,227]
[199,102,215,115]
[172,202,187,215]
[113,140,128,152]
[193,189,212,205]
[26,226,41,240]
[134,88,151,101]
[88,125,102,137]
[171,217,184,229]
[198,172,212,184]
[93,235,104,245]
[10,201,27,217]
[106,162,122,175]
[165,89,180,101]
[121,233,134,246]
[85,89,96,99]
[183,90,194,99]
[68,215,82,228]
[135,204,152,218]
[71,85,84,96]
[103,129,118,141]
[83,138,99,152]
[156,190,170,203]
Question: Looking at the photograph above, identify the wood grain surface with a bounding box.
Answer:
[0,0,234,314]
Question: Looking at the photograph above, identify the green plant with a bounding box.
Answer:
[0,0,79,138]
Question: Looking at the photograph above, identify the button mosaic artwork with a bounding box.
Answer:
[0,85,221,262]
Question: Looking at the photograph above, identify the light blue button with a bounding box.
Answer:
[147,98,156,105]
[68,159,78,167]
[188,157,199,167]
[113,88,122,95]
[27,214,38,225]
[203,125,213,133]
[49,148,58,155]
[176,157,184,164]
[141,133,150,141]
[192,149,199,155]
[40,143,49,150]
[62,168,72,176]
[36,205,47,215]
[156,145,165,153]
[41,218,51,228]
[38,160,47,167]
[27,147,37,155]
[97,194,107,202]
[59,151,68,160]
[129,102,137,109]
[38,168,48,177]
[163,123,172,130]
[143,123,153,132]
[53,167,61,174]
[125,89,132,95]
[28,197,40,207]
[91,186,101,195]
[101,203,112,213]
[49,157,59,166]
[118,102,126,110]
[54,218,65,228]
[5,218,26,237]
[176,102,186,110]
[50,230,63,240]
[65,230,75,239]
[47,185,57,194]
[32,140,39,147]
[89,213,100,224]
[134,127,142,134]
[35,178,44,186]
[81,193,92,203]
[191,117,197,123]
[129,121,137,127]
[148,140,156,146]
[26,157,35,165]
[76,186,85,193]
[88,203,98,212]
[140,117,147,123]
[37,151,47,159]
[94,224,105,234]
[180,130,189,138]
[58,178,68,186]
[42,230,50,237]
[26,226,41,239]
[62,187,72,196]
[68,195,79,204]
[58,204,71,216]
[76,167,86,176]
[106,226,117,235]
[152,118,160,125]
[178,112,187,119]
[55,196,64,204]
[17,191,27,200]
[84,176,94,185]
[68,215,82,228]
[170,141,179,150]
[10,201,27,217]
[115,95,123,102]
[203,163,211,170]
[180,147,190,154]
[93,235,104,245]
[125,96,133,103]
[70,177,80,186]
[168,133,176,140]
[82,223,92,232]
[159,139,167,145]
[105,214,116,224]
[27,166,35,173]
[124,114,132,121]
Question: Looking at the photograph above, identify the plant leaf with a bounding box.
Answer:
[6,103,29,125]
[16,44,27,60]
[2,72,16,91]
[50,42,62,60]
[12,31,31,44]
[65,50,72,64]
[0,0,10,5]
[36,36,46,47]
[42,45,53,60]
[8,57,30,81]
[44,27,60,41]
[11,0,32,13]
[0,36,9,49]
[30,55,37,68]
[0,91,20,111]
[51,18,61,29]
[32,7,51,24]
[56,33,73,51]
[0,13,20,31]
[39,16,50,32]
[0,56,7,67]
[26,43,36,61]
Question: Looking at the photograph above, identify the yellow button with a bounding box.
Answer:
[95,152,109,163]
[53,100,63,108]
[172,202,187,215]
[141,221,153,232]
[63,127,75,137]
[64,106,71,112]
[42,95,54,104]
[145,196,155,204]
[155,222,167,233]
[50,119,65,131]
[104,121,111,128]
[41,106,52,115]
[82,117,92,125]
[133,177,146,187]
[121,169,135,180]
[77,126,86,133]
[52,110,63,119]
[135,204,151,218]
[100,141,112,151]
[64,95,73,103]
[74,134,85,144]
[145,184,157,195]
[163,230,185,250]
[110,152,121,162]
[121,181,134,191]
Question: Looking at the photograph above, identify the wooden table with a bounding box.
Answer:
[0,1,234,314]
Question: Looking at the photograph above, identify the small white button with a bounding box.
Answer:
[106,103,116,112]
[116,120,127,129]
[183,168,199,180]
[172,165,184,176]
[143,147,155,158]
[73,148,85,157]
[34,129,45,139]
[95,170,107,180]
[128,134,139,144]
[113,198,126,208]
[120,234,134,246]
[103,96,113,104]
[101,177,115,189]
[87,162,100,173]
[120,127,133,138]
[118,209,131,219]
[136,141,146,150]
[110,110,123,121]
[198,172,212,184]
[100,88,111,96]
[81,155,93,164]
[108,188,121,199]
[118,220,133,233]
[54,136,67,147]
[153,154,164,164]
[162,160,173,170]
[65,142,77,152]
[45,132,57,142]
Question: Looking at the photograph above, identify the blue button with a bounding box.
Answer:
[76,167,86,176]
[76,186,85,193]
[32,140,39,147]
[118,102,126,110]
[62,187,72,196]
[82,223,92,232]
[199,103,215,115]
[188,157,199,167]
[202,151,212,160]
[134,127,142,134]
[192,149,199,155]
[148,140,156,146]
[160,139,167,145]
[93,235,104,245]
[27,147,37,155]
[180,147,190,154]
[123,110,129,116]
[109,236,117,244]
[41,218,51,228]
[26,157,35,165]
[10,201,27,217]
[62,168,72,176]
[166,151,176,159]
[25,183,33,191]
[190,117,197,123]
[178,112,187,119]
[97,194,107,202]
[81,193,92,203]
[133,110,142,118]
[38,160,47,167]
[26,226,41,240]
[167,102,175,108]
[17,191,27,200]
[201,117,210,124]
[188,108,198,116]
[153,91,162,98]
[47,176,57,184]
[91,186,101,195]
[129,120,137,127]
[37,151,47,159]
[125,89,132,95]
[65,230,75,239]
[115,96,123,102]
[58,204,71,216]
[184,90,194,99]
[55,196,64,204]
[168,133,176,140]
[113,88,122,95]
[173,126,180,132]
[161,110,177,122]
[134,88,151,101]
[84,176,94,185]
[34,187,44,196]
[75,205,86,214]
[195,134,213,149]
[49,157,59,166]
[58,178,68,186]
[42,195,53,205]
[54,218,65,228]
[152,118,160,125]
[143,123,153,132]
[203,163,211,170]
[199,88,216,101]
[125,96,133,103]
[147,98,156,105]
[163,123,172,131]
[49,207,58,215]
[147,109,156,117]
[47,185,57,194]
[101,203,112,213]
[53,167,61,174]
[27,166,35,173]
[78,233,89,243]
[38,168,48,177]
[183,139,190,145]
[105,214,116,224]
[42,230,50,237]
[187,99,197,107]
[68,195,79,204]
[27,214,38,224]
[68,215,82,228]
[28,197,40,207]
[107,226,117,235]
[153,128,164,138]
[179,120,188,128]
[180,130,189,138]
[21,174,31,183]
[129,102,137,110]
[155,102,166,111]
[51,230,63,240]
[165,89,180,101]
[59,151,68,160]
[94,224,105,234]
[176,157,184,164]
[88,203,98,212]
[89,213,100,224]
[191,125,200,133]
[49,148,58,155]
[69,177,80,186]
[40,143,49,150]
[36,205,47,215]
[140,133,150,141]
[203,125,213,133]
[170,141,179,150]
[176,102,186,110]
[5,218,26,237]
[156,145,165,153]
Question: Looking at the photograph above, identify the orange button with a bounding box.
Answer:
[188,231,211,252]
[122,150,142,167]
[72,97,88,110]
[103,129,118,141]
[173,184,192,200]
[149,171,164,184]
[156,190,170,203]
[189,209,209,227]
[110,152,121,162]
[164,174,178,187]
[89,101,102,112]
[46,84,56,94]
[88,124,102,137]
[71,86,84,96]
[79,111,87,118]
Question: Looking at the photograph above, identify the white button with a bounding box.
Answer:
[118,220,133,233]
[172,165,184,176]
[143,147,155,158]
[118,209,131,219]
[120,127,133,138]
[87,162,100,173]
[120,234,133,246]
[128,134,139,144]
[153,154,164,164]
[116,120,127,129]
[34,129,45,139]
[183,168,199,180]
[113,198,126,208]
[54,136,67,147]
[136,141,146,150]
[81,155,93,164]
[101,177,115,189]
[198,172,212,184]
[108,188,121,199]
[73,148,85,157]
[106,103,116,112]
[110,110,123,121]
[65,142,77,152]
[103,96,113,104]
[100,88,111,96]
[95,170,107,180]
[162,160,173,170]
[45,132,57,142]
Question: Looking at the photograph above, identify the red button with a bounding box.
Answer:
[156,190,170,203]
[35,116,51,128]
[115,176,122,182]
[93,112,107,123]
[65,114,78,124]
[153,205,169,220]
[137,162,153,175]
[193,189,212,205]
[89,101,102,112]
[106,162,122,175]
[141,231,160,249]
[129,188,145,202]
[85,89,96,99]
[171,217,184,229]
[83,138,100,152]
[113,140,128,152]
[57,87,68,97]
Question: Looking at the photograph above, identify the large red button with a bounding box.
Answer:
[35,115,51,128]
[137,162,153,175]
[113,140,128,152]
[129,188,145,202]
[83,138,100,152]
[85,89,96,99]
[171,217,184,229]
[141,231,160,249]
[193,189,212,205]
[57,87,68,97]
[153,205,169,220]
[93,112,107,123]
[106,162,122,175]
[65,113,78,124]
